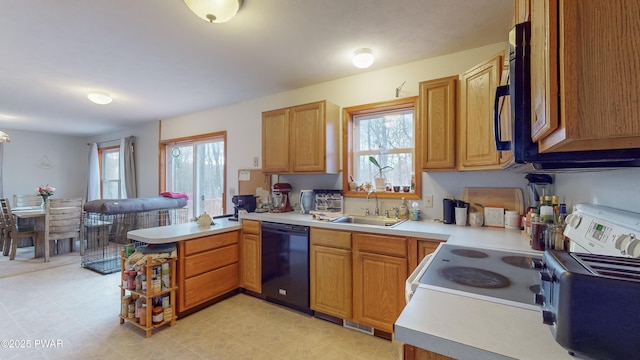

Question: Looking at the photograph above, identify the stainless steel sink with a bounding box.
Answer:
[330,215,406,227]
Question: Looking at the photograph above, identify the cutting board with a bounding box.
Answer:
[461,187,524,215]
[238,169,270,196]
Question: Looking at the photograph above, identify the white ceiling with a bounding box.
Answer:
[0,0,513,136]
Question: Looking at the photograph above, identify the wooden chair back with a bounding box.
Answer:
[1,198,35,260]
[13,194,42,208]
[43,198,83,262]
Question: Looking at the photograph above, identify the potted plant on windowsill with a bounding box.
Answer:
[369,156,392,191]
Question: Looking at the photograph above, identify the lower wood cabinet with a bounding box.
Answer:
[177,230,240,314]
[353,233,408,333]
[404,344,455,360]
[240,219,261,293]
[310,228,352,319]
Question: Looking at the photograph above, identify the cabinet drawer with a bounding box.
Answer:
[183,263,239,309]
[242,219,260,234]
[311,228,351,249]
[184,244,239,278]
[354,233,407,258]
[184,231,239,256]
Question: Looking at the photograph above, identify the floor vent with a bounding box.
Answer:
[343,320,374,335]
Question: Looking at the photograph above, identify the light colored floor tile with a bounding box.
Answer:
[0,262,401,359]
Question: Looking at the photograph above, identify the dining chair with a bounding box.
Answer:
[13,194,43,208]
[1,198,36,260]
[12,193,41,247]
[42,198,83,262]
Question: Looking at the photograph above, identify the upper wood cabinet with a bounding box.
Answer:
[457,53,507,170]
[419,76,457,171]
[262,100,340,174]
[532,0,640,152]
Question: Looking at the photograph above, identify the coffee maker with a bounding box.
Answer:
[230,194,257,221]
[270,183,293,213]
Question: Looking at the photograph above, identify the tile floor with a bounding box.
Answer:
[0,260,402,359]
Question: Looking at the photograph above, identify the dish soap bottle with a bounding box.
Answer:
[399,198,409,220]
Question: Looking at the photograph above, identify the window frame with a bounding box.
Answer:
[98,145,120,199]
[342,96,421,200]
[159,131,227,217]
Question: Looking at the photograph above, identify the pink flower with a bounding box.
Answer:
[36,185,56,197]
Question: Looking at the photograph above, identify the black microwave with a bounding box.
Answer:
[493,21,640,171]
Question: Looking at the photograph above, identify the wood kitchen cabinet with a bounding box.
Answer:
[310,228,352,319]
[177,231,239,315]
[353,233,407,333]
[457,53,507,170]
[419,76,457,170]
[403,344,455,360]
[240,219,261,293]
[408,237,444,272]
[531,0,640,152]
[262,100,340,174]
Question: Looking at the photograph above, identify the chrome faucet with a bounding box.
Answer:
[367,190,380,216]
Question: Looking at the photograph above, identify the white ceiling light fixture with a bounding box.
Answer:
[0,130,10,143]
[87,93,113,105]
[184,0,243,23]
[352,48,374,69]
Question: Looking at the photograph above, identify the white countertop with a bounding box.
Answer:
[241,211,571,360]
[127,217,242,243]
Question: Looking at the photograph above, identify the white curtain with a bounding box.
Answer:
[119,136,137,199]
[87,143,100,201]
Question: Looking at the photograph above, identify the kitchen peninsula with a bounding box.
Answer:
[127,217,243,317]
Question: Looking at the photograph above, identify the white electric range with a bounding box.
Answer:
[397,225,573,359]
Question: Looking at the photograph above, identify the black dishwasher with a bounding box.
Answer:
[261,221,312,314]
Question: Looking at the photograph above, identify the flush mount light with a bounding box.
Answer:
[0,130,10,143]
[352,48,374,69]
[87,93,113,105]
[184,0,243,23]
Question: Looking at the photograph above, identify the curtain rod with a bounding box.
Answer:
[87,135,135,146]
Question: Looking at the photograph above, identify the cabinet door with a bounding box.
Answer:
[262,108,291,173]
[417,240,440,264]
[240,232,261,293]
[458,54,502,169]
[530,0,558,143]
[310,244,352,319]
[403,344,455,360]
[291,102,325,172]
[536,0,640,152]
[353,250,407,333]
[420,76,457,170]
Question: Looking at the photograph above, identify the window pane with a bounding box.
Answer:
[101,149,120,199]
[353,109,414,188]
[167,137,225,219]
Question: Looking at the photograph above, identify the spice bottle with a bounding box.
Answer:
[152,306,164,325]
[127,270,136,290]
[135,271,142,291]
[141,272,147,294]
[140,303,147,327]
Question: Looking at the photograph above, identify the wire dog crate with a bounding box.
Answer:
[81,208,189,274]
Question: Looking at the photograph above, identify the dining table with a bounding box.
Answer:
[11,206,46,258]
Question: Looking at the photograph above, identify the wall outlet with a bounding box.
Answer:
[230,187,236,196]
[253,157,259,167]
[424,195,433,208]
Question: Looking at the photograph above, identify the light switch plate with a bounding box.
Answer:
[424,195,433,208]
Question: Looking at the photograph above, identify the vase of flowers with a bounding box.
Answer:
[36,185,55,209]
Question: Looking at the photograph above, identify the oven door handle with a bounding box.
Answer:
[405,253,433,304]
